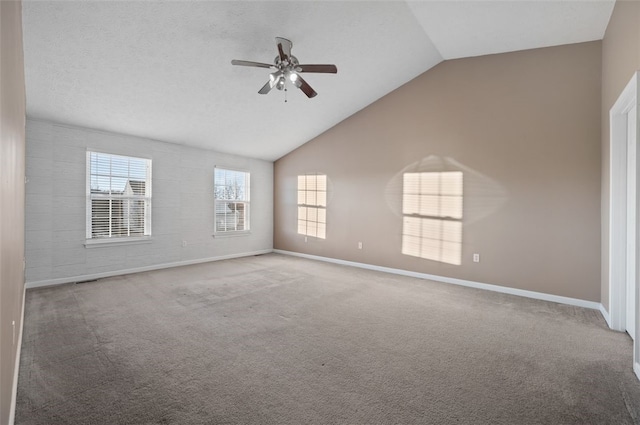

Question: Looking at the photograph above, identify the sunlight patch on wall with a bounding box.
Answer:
[385,155,507,225]
[298,174,327,239]
[402,171,463,265]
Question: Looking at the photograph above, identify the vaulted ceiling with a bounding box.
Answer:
[22,1,615,161]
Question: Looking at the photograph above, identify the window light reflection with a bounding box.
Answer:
[402,171,463,265]
[297,174,327,239]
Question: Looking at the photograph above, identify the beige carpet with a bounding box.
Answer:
[16,253,640,424]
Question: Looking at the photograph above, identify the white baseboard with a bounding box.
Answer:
[27,247,608,316]
[25,249,273,289]
[8,284,26,425]
[599,303,612,327]
[274,249,603,311]
[635,361,640,381]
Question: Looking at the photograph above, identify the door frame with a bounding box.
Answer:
[609,71,639,379]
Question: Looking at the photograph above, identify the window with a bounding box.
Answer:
[402,171,463,265]
[86,152,152,241]
[297,174,327,239]
[214,168,250,233]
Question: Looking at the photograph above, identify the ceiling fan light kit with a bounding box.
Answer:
[232,37,337,100]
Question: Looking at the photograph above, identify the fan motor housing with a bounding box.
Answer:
[275,55,299,70]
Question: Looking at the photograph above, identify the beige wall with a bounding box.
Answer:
[601,0,640,312]
[0,1,26,424]
[275,41,602,302]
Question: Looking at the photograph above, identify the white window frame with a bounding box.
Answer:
[85,151,152,245]
[214,167,250,235]
[297,174,327,239]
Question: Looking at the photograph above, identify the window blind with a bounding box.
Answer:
[214,168,250,233]
[87,152,152,240]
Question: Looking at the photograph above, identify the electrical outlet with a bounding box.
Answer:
[182,240,187,247]
[473,253,480,263]
[358,242,363,250]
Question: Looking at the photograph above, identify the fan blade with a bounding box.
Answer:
[293,74,317,98]
[298,64,337,74]
[231,60,273,69]
[276,37,292,61]
[258,80,273,95]
[258,71,283,94]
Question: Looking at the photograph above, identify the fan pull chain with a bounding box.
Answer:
[284,87,288,103]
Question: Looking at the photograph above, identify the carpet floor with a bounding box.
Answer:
[15,253,640,424]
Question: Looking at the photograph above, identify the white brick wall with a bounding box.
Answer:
[25,119,274,287]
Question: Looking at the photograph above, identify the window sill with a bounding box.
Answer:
[213,231,251,238]
[85,236,153,248]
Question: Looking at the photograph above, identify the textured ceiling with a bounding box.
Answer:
[22,1,615,161]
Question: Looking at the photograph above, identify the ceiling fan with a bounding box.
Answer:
[231,37,337,99]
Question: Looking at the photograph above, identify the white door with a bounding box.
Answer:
[628,104,638,340]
